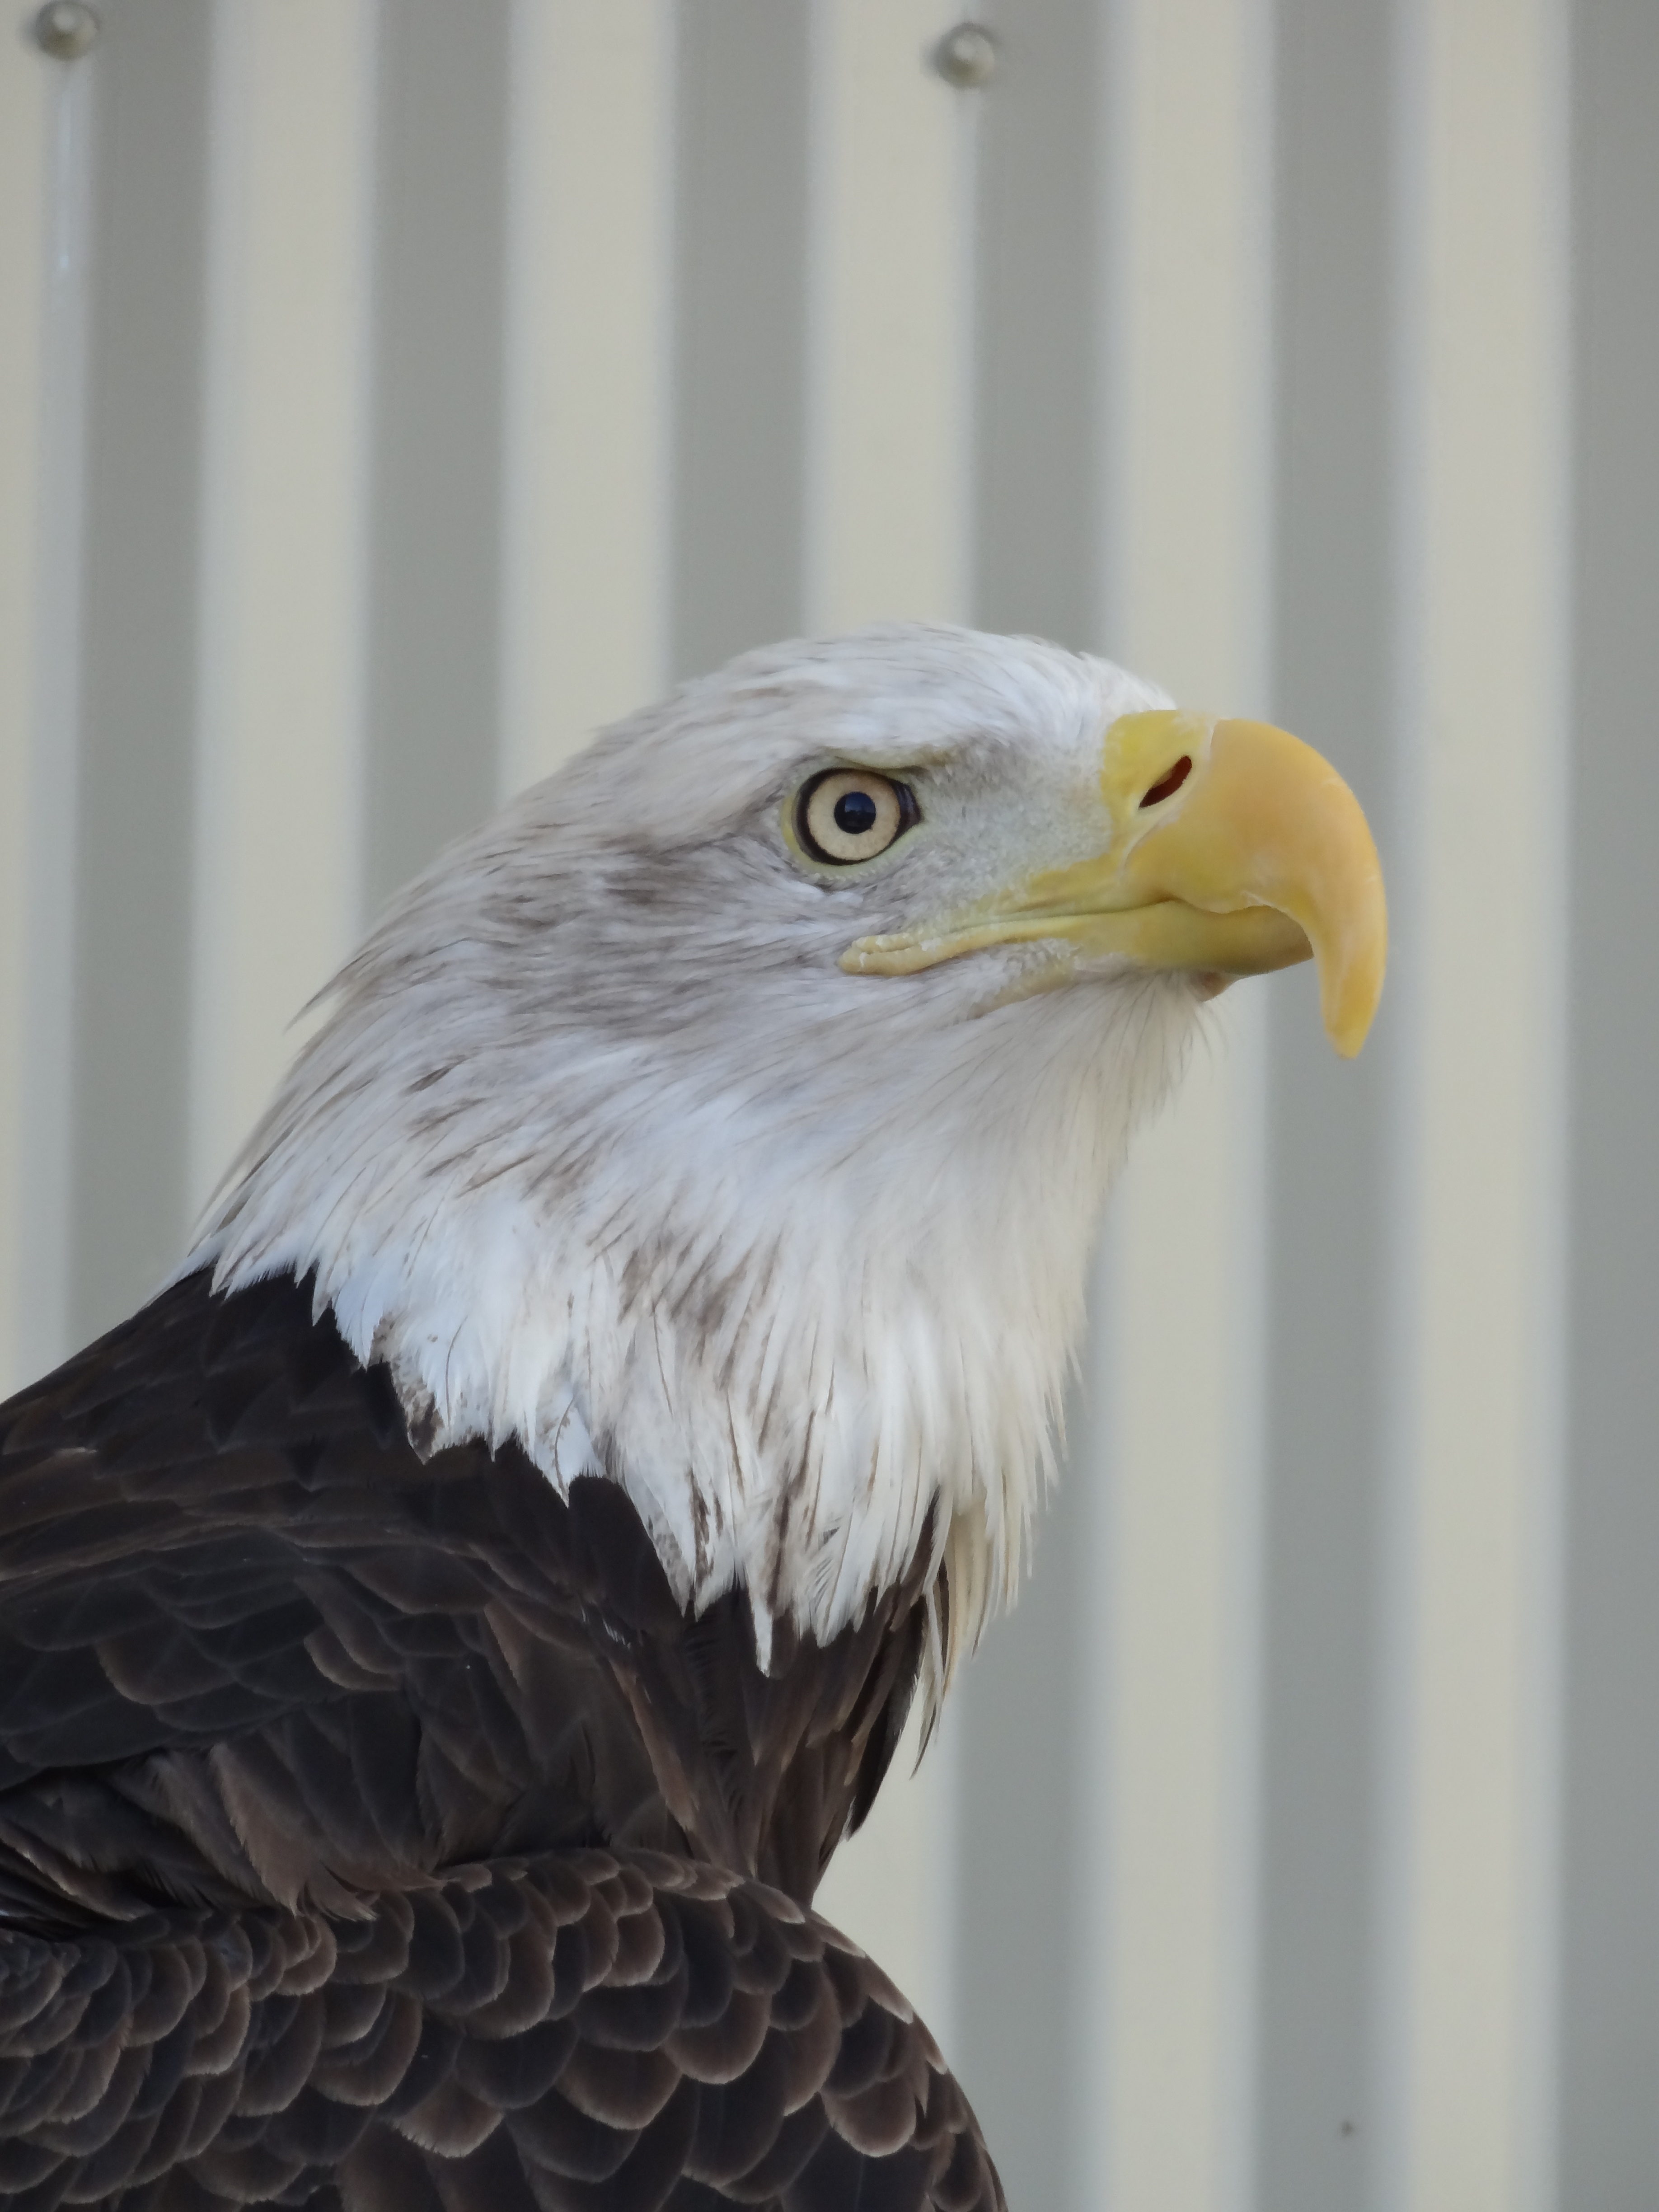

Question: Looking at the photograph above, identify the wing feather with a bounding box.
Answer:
[0,1272,998,2205]
[0,1854,1004,2209]
[0,1270,932,1911]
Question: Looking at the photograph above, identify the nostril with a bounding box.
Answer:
[1139,755,1192,808]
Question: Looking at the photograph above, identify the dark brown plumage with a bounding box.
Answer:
[0,1270,1003,2210]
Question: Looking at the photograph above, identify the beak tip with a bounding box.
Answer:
[1322,959,1386,1059]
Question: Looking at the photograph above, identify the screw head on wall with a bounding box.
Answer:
[32,1,101,60]
[932,23,997,89]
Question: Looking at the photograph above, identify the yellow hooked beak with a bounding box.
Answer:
[841,709,1387,1057]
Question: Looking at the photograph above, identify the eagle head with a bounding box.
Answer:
[193,624,1384,1694]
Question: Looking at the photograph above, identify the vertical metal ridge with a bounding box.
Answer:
[0,32,76,1390]
[669,0,812,680]
[498,0,672,793]
[1255,1,1397,2205]
[68,0,215,1342]
[1559,0,1659,2199]
[969,0,1102,654]
[0,47,51,1383]
[189,0,372,1214]
[802,0,969,638]
[364,0,512,912]
[1385,0,1569,2196]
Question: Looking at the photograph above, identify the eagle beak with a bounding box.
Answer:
[842,710,1387,1057]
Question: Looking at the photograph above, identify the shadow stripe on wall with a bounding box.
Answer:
[69,0,212,1346]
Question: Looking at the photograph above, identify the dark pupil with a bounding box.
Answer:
[834,789,879,837]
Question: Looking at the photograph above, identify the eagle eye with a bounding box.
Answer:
[796,770,918,866]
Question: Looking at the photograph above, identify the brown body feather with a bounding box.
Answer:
[0,1272,1003,2210]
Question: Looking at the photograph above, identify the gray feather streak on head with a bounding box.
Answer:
[191,623,1204,1719]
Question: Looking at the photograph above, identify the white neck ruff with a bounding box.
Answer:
[187,629,1199,1702]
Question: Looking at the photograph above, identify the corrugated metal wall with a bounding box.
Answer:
[0,2,1651,2207]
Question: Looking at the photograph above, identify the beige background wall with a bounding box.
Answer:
[0,3,1651,2207]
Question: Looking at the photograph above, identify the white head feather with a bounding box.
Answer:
[190,625,1205,1710]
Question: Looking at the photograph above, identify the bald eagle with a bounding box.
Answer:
[0,628,1382,2210]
